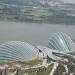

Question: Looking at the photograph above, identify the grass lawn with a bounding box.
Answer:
[19,59,42,66]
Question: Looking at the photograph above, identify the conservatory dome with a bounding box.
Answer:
[0,41,38,62]
[48,32,74,53]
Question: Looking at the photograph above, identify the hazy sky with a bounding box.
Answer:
[63,0,75,4]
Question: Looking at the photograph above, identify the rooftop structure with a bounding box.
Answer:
[48,32,74,53]
[37,32,75,64]
[0,41,38,62]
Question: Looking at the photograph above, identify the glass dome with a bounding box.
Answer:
[48,32,74,53]
[0,41,38,62]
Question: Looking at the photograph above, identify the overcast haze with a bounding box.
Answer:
[63,0,75,4]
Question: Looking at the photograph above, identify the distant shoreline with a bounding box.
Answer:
[0,19,75,25]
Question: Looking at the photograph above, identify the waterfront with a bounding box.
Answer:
[0,21,75,46]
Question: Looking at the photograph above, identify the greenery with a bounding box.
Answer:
[67,63,75,73]
[53,64,66,75]
[22,63,54,75]
[19,59,42,66]
[0,3,75,24]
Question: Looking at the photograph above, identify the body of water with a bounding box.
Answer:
[0,21,75,46]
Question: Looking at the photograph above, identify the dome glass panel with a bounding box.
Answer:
[0,41,38,62]
[48,32,74,53]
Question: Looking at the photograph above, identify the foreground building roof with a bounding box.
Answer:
[0,41,38,62]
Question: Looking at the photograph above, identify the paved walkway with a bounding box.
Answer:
[64,65,68,73]
[49,62,58,75]
[11,71,16,75]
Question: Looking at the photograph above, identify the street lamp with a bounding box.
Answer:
[15,64,21,75]
[0,65,5,75]
[4,64,9,75]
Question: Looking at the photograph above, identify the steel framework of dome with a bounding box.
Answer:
[0,41,38,62]
[48,32,74,53]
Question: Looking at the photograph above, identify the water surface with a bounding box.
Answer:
[0,21,75,46]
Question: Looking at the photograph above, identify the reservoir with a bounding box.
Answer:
[0,21,75,46]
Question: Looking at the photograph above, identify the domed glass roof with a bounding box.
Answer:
[48,32,74,53]
[0,41,38,62]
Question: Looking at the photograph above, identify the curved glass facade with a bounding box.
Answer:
[0,41,38,62]
[48,32,74,53]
